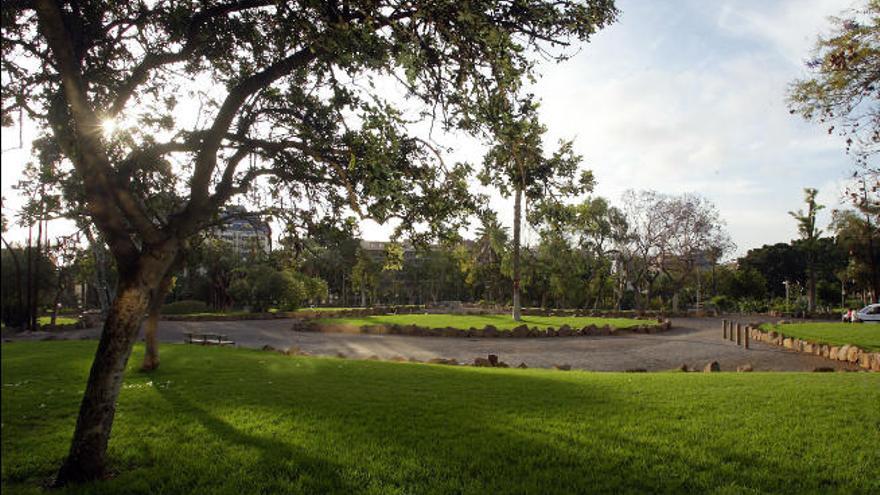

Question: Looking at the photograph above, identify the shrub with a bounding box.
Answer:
[161,299,209,315]
[709,295,736,313]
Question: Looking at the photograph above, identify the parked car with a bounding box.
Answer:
[853,303,880,323]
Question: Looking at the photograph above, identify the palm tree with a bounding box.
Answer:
[789,188,824,312]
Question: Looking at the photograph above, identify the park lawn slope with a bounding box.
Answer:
[2,342,878,495]
[313,313,647,331]
[759,322,880,351]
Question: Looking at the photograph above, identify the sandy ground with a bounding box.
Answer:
[4,316,864,372]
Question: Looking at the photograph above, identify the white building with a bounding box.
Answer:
[215,207,272,256]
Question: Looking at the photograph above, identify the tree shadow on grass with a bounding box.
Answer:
[152,384,352,495]
[141,350,878,494]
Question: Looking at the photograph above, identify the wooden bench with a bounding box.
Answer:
[184,332,235,346]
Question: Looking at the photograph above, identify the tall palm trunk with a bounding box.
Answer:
[512,185,522,321]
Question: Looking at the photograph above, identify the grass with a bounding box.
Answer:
[313,313,647,330]
[2,342,878,494]
[759,322,880,351]
[36,316,79,326]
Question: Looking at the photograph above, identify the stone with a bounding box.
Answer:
[546,328,558,337]
[283,346,302,356]
[474,357,491,367]
[858,352,871,369]
[838,345,852,362]
[469,328,485,338]
[558,326,572,337]
[829,346,840,360]
[703,361,720,372]
[488,354,499,366]
[846,346,860,363]
[408,357,422,363]
[261,345,277,352]
[872,353,880,372]
[390,356,408,362]
[367,355,380,360]
[782,338,793,349]
[736,364,753,372]
[442,327,461,338]
[511,325,530,338]
[483,326,499,338]
[812,367,835,372]
[336,352,347,359]
[517,362,528,369]
[820,345,831,358]
[554,364,572,371]
[625,368,648,373]
[678,364,689,372]
[777,319,791,325]
[427,357,457,365]
[496,361,509,368]
[802,343,814,354]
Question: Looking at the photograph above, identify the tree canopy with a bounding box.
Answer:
[788,0,880,169]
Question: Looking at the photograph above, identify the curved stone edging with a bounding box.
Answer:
[291,319,673,338]
[749,326,879,371]
[161,306,428,322]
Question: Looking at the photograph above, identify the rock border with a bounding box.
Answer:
[161,306,420,322]
[749,324,879,372]
[291,319,672,338]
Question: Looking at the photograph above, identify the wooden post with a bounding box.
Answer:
[744,325,750,349]
[722,319,728,340]
[730,322,736,342]
[736,323,742,346]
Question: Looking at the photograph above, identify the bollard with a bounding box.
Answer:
[736,323,742,346]
[722,319,728,340]
[744,325,750,349]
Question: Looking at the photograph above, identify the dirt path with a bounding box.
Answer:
[6,317,862,371]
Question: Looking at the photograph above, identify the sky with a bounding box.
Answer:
[0,0,863,258]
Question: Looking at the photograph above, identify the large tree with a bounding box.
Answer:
[1,1,618,483]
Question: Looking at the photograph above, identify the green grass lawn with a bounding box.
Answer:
[2,342,878,494]
[313,313,647,330]
[36,316,78,326]
[760,322,880,351]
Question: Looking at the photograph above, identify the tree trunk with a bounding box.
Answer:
[54,240,179,486]
[512,185,522,321]
[32,215,43,330]
[86,230,112,314]
[141,274,174,371]
[26,225,33,330]
[807,265,816,313]
[53,279,152,485]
